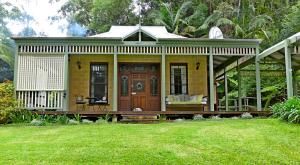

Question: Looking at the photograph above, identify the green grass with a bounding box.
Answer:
[0,119,299,164]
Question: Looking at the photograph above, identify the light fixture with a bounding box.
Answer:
[196,56,200,70]
[76,60,81,69]
[196,62,200,70]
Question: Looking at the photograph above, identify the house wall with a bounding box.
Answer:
[69,54,207,111]
[166,55,208,96]
[69,55,114,111]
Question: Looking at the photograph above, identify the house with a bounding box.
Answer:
[12,25,262,116]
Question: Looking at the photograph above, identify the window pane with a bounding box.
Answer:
[171,64,187,95]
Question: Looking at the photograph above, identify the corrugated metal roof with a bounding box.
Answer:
[90,25,186,40]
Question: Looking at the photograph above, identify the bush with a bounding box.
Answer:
[56,115,69,124]
[271,97,300,124]
[9,109,33,123]
[0,81,17,124]
[241,112,253,119]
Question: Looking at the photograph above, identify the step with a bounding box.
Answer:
[120,118,160,124]
[122,114,158,120]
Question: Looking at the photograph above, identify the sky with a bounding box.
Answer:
[5,0,68,37]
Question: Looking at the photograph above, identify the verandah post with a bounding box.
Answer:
[209,46,215,111]
[284,39,293,98]
[237,61,242,111]
[161,46,166,111]
[224,68,229,111]
[113,46,118,112]
[255,46,262,111]
[63,45,69,111]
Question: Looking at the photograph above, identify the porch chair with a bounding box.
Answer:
[75,95,86,111]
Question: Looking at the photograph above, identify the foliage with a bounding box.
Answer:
[9,109,33,123]
[0,81,17,124]
[56,114,69,124]
[73,114,81,122]
[271,97,300,124]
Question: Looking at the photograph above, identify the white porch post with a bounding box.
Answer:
[284,39,293,98]
[255,46,262,111]
[237,61,242,111]
[224,69,229,111]
[13,44,19,95]
[209,47,215,111]
[161,46,166,111]
[113,46,118,111]
[63,45,69,111]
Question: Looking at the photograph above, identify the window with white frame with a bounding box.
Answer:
[170,64,188,95]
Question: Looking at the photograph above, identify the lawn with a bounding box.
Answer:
[0,119,299,164]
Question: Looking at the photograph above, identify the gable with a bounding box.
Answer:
[123,31,156,41]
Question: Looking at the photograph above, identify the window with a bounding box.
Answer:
[170,64,188,94]
[90,63,108,103]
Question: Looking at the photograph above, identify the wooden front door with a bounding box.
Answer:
[131,73,147,110]
[118,63,160,111]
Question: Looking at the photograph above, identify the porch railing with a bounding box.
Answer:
[16,90,64,110]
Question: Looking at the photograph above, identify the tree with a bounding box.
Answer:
[58,0,137,33]
[0,2,20,67]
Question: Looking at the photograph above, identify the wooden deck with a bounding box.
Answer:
[33,110,272,116]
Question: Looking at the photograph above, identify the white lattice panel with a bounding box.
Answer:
[17,54,64,90]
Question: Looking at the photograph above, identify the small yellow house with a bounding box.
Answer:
[13,25,260,114]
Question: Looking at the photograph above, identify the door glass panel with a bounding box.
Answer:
[132,80,145,92]
[121,76,128,96]
[150,76,158,96]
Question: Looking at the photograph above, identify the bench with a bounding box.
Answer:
[166,95,208,111]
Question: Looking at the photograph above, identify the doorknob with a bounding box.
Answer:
[131,92,136,95]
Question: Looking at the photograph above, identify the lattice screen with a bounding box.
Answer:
[17,54,64,90]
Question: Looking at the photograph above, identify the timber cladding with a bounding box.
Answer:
[69,54,208,111]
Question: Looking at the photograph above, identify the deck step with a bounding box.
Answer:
[120,114,159,123]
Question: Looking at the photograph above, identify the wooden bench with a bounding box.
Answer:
[166,104,208,111]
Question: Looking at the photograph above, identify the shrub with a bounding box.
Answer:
[0,81,17,124]
[56,115,69,124]
[241,112,253,119]
[96,118,107,124]
[271,97,300,124]
[9,109,33,123]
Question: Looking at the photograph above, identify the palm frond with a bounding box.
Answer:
[173,1,192,27]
